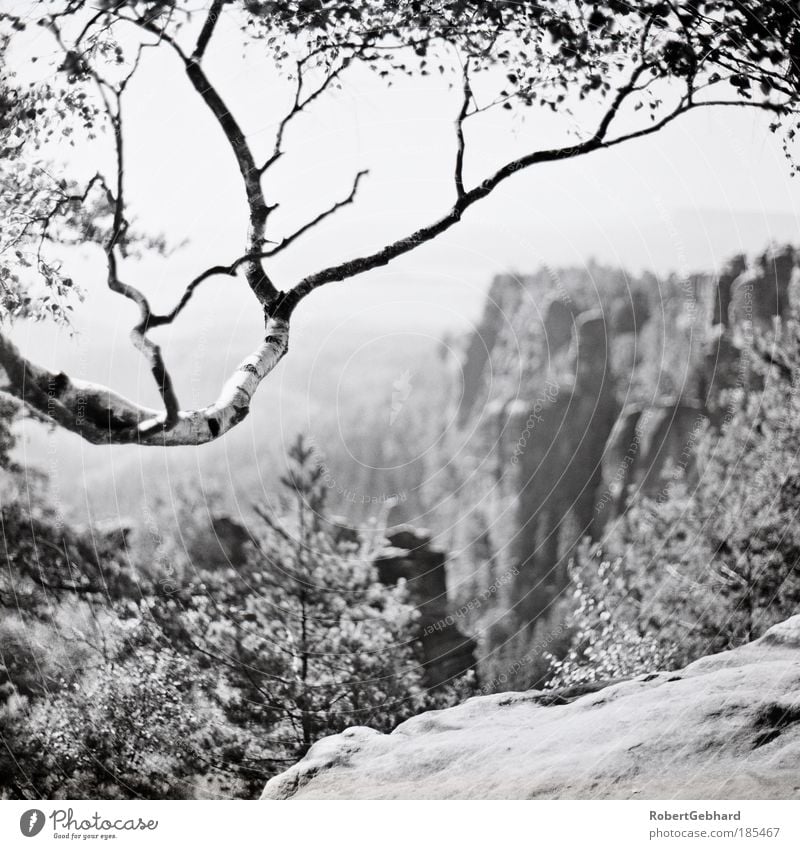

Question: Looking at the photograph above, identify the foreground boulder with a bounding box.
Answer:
[262,616,800,799]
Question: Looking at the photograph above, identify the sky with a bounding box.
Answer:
[5,5,800,521]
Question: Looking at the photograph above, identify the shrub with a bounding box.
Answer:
[7,639,236,799]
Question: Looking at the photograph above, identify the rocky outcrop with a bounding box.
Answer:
[458,273,525,427]
[729,245,796,329]
[712,253,747,328]
[444,250,799,666]
[598,398,706,523]
[375,526,476,687]
[262,615,800,800]
[507,311,617,627]
[211,515,253,566]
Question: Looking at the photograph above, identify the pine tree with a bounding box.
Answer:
[167,435,432,781]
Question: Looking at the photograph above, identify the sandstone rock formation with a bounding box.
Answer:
[508,310,617,628]
[712,253,747,328]
[262,614,800,800]
[375,526,476,687]
[729,245,796,329]
[598,398,705,524]
[458,273,524,427]
[442,249,799,668]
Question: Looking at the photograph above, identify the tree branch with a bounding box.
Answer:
[0,317,290,446]
[264,170,369,257]
[192,0,226,60]
[260,53,350,176]
[97,80,181,430]
[120,11,277,305]
[280,78,699,313]
[49,18,182,430]
[182,54,277,305]
[280,82,797,319]
[454,58,472,199]
[13,8,798,449]
[592,61,654,143]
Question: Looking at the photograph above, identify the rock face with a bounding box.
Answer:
[444,250,799,660]
[508,310,617,627]
[598,399,706,524]
[457,273,525,427]
[729,245,796,329]
[712,253,747,328]
[262,615,800,800]
[375,526,476,687]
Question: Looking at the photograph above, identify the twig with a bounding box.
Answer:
[264,170,369,256]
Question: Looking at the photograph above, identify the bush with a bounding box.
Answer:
[6,638,237,799]
[546,557,681,688]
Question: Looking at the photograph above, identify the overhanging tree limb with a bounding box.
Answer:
[0,316,290,445]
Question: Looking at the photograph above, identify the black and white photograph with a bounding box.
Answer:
[0,0,799,844]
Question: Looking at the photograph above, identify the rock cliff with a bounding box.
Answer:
[262,615,800,800]
[439,247,799,666]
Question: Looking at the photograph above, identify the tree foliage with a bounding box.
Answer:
[7,639,230,799]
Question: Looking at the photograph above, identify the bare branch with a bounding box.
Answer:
[280,82,702,314]
[147,249,282,329]
[48,18,182,429]
[192,0,226,60]
[602,96,794,150]
[181,54,276,304]
[118,11,277,305]
[260,54,350,176]
[264,170,369,257]
[97,78,181,430]
[454,58,472,199]
[148,265,238,329]
[592,61,655,143]
[280,84,797,319]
